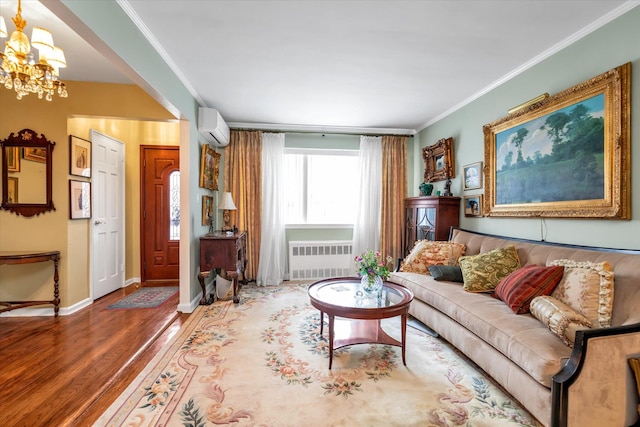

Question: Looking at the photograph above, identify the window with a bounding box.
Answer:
[169,171,180,240]
[283,149,359,225]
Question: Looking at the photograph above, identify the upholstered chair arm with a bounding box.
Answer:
[551,323,640,427]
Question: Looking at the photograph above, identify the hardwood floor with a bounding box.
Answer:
[0,282,191,427]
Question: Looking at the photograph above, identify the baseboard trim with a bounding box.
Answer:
[0,297,93,317]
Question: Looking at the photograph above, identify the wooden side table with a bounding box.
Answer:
[198,231,247,304]
[0,250,61,316]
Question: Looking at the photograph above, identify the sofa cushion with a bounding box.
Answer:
[459,245,521,292]
[399,240,466,275]
[428,265,464,282]
[530,295,592,347]
[390,271,572,388]
[494,265,565,314]
[548,259,615,327]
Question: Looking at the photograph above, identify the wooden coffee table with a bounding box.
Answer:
[308,277,414,369]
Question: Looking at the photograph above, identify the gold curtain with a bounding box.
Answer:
[224,130,262,280]
[380,135,407,263]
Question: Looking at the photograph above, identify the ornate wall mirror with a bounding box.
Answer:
[423,137,455,182]
[1,129,55,217]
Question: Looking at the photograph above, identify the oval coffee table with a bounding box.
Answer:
[308,277,414,369]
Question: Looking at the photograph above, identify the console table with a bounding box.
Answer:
[0,250,61,316]
[198,231,247,304]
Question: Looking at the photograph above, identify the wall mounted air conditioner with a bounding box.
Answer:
[198,107,230,147]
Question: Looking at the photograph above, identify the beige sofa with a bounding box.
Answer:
[388,227,640,427]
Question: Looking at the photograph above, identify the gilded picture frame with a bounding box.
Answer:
[423,137,455,182]
[463,162,483,191]
[202,195,214,226]
[199,144,221,191]
[464,195,482,217]
[69,135,91,177]
[483,63,631,219]
[7,146,20,172]
[7,177,18,204]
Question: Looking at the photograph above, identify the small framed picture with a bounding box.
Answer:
[7,146,20,172]
[202,195,213,226]
[7,177,18,203]
[69,135,91,177]
[23,146,47,163]
[464,195,482,217]
[69,180,91,219]
[463,162,483,190]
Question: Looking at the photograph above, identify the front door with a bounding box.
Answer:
[141,146,180,281]
[91,130,125,299]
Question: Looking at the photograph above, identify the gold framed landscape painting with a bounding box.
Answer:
[483,63,631,219]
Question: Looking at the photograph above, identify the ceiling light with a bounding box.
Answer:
[0,0,68,101]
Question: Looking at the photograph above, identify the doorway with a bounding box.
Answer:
[91,130,125,300]
[140,146,180,281]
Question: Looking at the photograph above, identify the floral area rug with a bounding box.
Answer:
[97,283,539,426]
[107,287,178,309]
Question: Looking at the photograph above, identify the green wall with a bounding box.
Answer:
[417,5,640,250]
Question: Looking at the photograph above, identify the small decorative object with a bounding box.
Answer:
[354,250,393,295]
[443,175,453,196]
[419,182,434,196]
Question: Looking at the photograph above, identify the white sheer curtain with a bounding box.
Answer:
[257,132,287,286]
[351,135,382,274]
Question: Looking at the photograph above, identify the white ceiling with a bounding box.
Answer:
[1,1,636,133]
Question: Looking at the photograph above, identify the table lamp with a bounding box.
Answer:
[218,192,237,231]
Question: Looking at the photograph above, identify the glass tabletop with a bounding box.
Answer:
[308,278,410,310]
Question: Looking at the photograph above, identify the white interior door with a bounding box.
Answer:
[91,130,125,299]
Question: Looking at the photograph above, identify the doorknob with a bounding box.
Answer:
[94,220,104,225]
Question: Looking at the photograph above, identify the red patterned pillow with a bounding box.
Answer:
[494,265,565,314]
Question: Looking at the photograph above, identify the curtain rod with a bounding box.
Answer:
[230,127,414,138]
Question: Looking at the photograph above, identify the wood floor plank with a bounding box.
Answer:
[0,282,189,427]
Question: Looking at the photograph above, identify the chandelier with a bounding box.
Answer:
[0,0,68,101]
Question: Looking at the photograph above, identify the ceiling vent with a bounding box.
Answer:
[198,107,230,147]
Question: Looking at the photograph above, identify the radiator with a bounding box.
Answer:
[288,240,353,280]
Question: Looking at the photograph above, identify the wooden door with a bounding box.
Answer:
[141,146,180,281]
[91,131,125,299]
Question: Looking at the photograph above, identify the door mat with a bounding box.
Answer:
[107,287,178,309]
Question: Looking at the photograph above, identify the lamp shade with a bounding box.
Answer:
[31,27,54,52]
[218,192,237,210]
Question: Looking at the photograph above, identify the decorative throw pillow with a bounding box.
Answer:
[493,265,565,314]
[548,259,615,327]
[400,241,466,275]
[428,265,464,283]
[530,295,592,347]
[459,245,521,293]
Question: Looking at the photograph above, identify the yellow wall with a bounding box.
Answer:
[0,81,176,310]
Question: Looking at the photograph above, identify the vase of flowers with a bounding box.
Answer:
[354,250,393,295]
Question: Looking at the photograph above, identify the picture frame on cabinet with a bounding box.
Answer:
[202,195,214,226]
